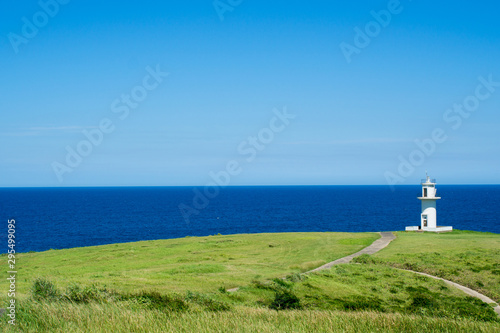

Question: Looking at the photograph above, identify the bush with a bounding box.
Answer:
[410,295,434,308]
[269,290,301,310]
[353,254,377,264]
[342,296,384,312]
[31,278,60,301]
[122,291,188,311]
[185,291,230,311]
[64,283,111,303]
[286,273,307,282]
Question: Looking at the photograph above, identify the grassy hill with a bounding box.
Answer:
[366,230,500,302]
[1,231,499,332]
[3,232,378,295]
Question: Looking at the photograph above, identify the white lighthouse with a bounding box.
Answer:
[418,175,440,229]
[406,174,452,232]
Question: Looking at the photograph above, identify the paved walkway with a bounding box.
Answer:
[306,232,396,273]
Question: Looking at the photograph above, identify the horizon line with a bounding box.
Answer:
[1,183,499,189]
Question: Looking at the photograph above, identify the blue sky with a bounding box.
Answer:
[1,0,499,187]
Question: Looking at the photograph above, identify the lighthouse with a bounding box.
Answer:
[406,174,453,232]
[418,175,440,230]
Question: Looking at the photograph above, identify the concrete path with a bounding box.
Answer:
[307,232,396,273]
[402,269,500,317]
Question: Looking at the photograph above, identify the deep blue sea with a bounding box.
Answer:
[1,185,499,253]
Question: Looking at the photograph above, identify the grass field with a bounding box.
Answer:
[4,302,500,333]
[1,231,499,332]
[365,230,500,303]
[2,232,378,296]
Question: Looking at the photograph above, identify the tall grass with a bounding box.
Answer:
[3,301,499,333]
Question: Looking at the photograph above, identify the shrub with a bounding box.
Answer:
[286,272,307,282]
[185,291,230,311]
[342,296,383,312]
[406,286,436,313]
[31,278,60,301]
[64,283,111,303]
[122,291,188,311]
[269,290,301,310]
[353,254,376,264]
[410,295,434,308]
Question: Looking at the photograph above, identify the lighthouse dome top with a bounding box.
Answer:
[421,175,436,185]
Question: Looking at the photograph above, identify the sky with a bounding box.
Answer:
[1,0,499,187]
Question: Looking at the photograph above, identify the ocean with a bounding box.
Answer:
[1,185,499,253]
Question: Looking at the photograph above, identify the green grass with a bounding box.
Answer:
[1,231,499,332]
[2,300,499,333]
[1,232,378,296]
[2,274,497,332]
[217,263,498,321]
[366,230,500,302]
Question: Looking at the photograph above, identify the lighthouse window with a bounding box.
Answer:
[422,215,428,227]
[423,188,428,197]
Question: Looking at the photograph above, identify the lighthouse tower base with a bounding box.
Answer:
[405,225,453,232]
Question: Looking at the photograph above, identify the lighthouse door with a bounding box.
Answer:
[422,215,428,227]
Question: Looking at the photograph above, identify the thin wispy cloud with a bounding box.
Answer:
[1,131,41,137]
[283,138,412,146]
[1,126,98,137]
[27,126,97,131]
